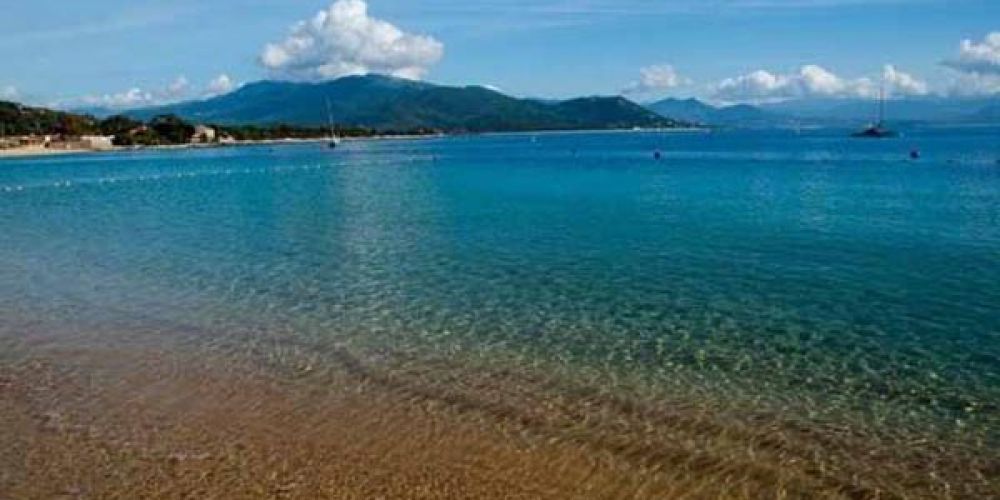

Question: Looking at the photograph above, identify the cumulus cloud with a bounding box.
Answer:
[941,32,1000,96]
[882,65,928,96]
[260,0,444,81]
[714,65,880,102]
[949,73,1000,97]
[165,76,190,99]
[944,32,1000,76]
[82,88,156,109]
[205,74,236,96]
[64,71,238,110]
[714,64,933,102]
[623,64,689,96]
[77,75,198,109]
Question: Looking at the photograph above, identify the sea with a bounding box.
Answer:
[1,126,998,493]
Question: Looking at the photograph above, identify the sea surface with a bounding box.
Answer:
[2,127,999,471]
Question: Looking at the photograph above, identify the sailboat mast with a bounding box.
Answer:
[878,81,885,126]
[325,97,334,139]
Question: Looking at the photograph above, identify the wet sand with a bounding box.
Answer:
[2,333,996,500]
[0,347,701,499]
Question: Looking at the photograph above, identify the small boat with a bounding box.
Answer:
[852,83,897,139]
[852,123,898,139]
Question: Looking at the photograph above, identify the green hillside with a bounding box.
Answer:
[128,74,686,132]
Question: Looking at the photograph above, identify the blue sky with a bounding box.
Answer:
[0,0,997,108]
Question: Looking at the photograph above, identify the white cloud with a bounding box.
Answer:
[1,85,17,100]
[260,0,444,81]
[714,65,878,102]
[165,76,190,99]
[944,32,1000,76]
[623,64,689,96]
[205,74,236,96]
[83,88,156,109]
[882,65,928,96]
[949,73,1000,97]
[75,75,196,109]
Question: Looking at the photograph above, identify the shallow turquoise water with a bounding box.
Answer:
[1,127,998,435]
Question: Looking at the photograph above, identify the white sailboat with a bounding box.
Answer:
[326,98,340,149]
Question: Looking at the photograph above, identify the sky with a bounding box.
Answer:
[0,0,997,109]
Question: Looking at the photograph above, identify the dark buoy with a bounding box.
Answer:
[653,149,662,161]
[909,149,920,160]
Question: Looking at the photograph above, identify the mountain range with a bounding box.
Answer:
[646,96,999,128]
[75,74,999,131]
[123,74,686,132]
[644,98,779,127]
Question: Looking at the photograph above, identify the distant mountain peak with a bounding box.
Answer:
[644,97,775,127]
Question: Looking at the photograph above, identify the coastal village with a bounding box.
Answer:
[0,99,414,158]
[0,121,227,157]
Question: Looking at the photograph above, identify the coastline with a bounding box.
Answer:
[0,135,443,160]
[0,126,706,160]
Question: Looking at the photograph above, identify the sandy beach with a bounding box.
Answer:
[0,145,96,159]
[1,328,994,499]
[0,345,736,499]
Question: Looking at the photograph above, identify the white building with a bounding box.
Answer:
[192,125,216,144]
[80,135,114,151]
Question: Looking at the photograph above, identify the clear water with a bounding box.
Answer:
[2,127,999,440]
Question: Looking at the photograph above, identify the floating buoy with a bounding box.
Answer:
[910,149,920,160]
[653,150,662,160]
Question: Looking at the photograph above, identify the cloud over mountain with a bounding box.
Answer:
[74,74,238,109]
[83,87,156,109]
[206,74,236,96]
[623,64,688,96]
[260,0,444,81]
[944,32,1000,76]
[714,65,876,102]
[942,32,1000,96]
[882,65,928,96]
[713,64,930,102]
[165,76,190,99]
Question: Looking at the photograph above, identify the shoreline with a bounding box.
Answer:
[0,126,707,160]
[1,324,994,499]
[0,145,99,158]
[0,136,430,160]
[0,345,730,499]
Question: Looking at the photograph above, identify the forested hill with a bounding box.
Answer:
[127,74,688,132]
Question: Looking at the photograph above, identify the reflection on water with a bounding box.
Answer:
[1,128,999,492]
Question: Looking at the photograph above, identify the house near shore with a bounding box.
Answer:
[191,125,216,144]
[0,135,56,150]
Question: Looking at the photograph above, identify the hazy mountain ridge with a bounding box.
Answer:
[645,98,780,127]
[757,96,999,123]
[646,96,999,127]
